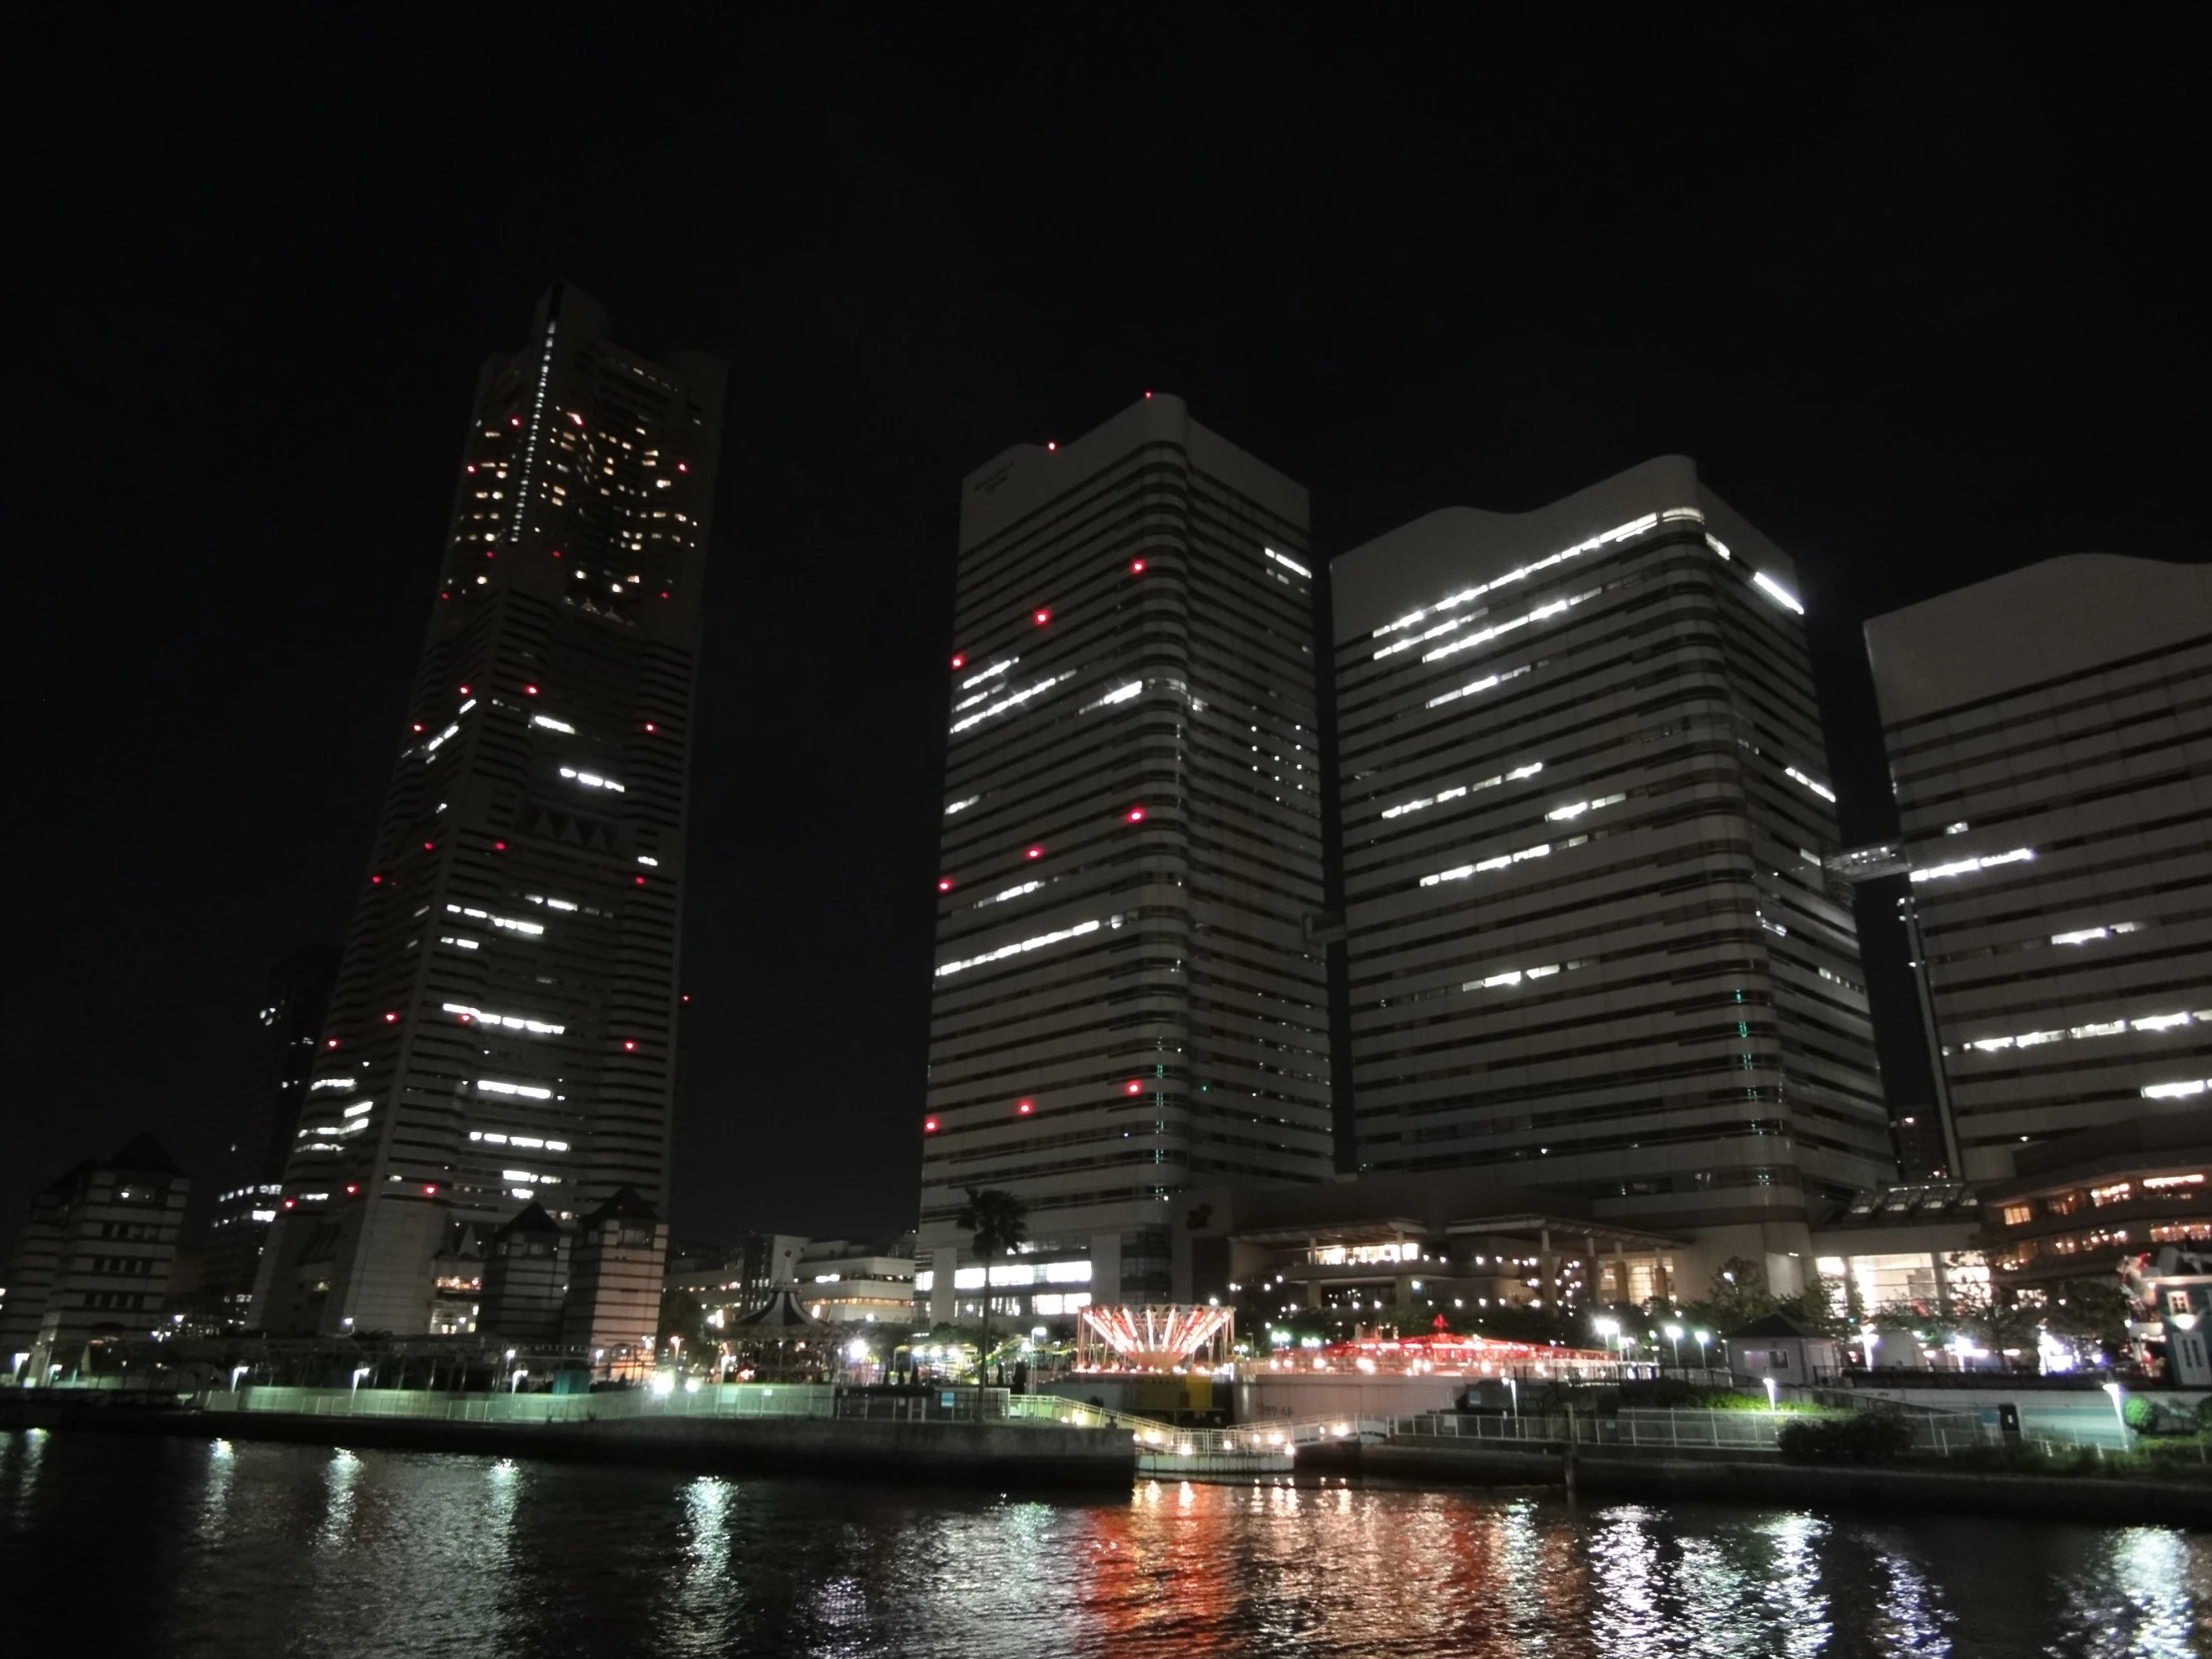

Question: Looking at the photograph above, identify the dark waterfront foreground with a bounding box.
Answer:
[4,1430,2204,1658]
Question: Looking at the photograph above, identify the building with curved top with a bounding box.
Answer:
[1864,553,2211,1181]
[1330,457,1894,1295]
[918,394,1335,1316]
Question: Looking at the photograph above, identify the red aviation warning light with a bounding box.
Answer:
[1025,845,1044,860]
[623,1040,638,1052]
[950,654,966,671]
[523,684,539,696]
[923,1117,940,1134]
[1125,1080,1144,1095]
[1131,559,1146,574]
[383,1011,398,1023]
[936,877,954,893]
[1032,609,1051,626]
[1016,1099,1034,1116]
[422,1185,438,1196]
[1125,807,1146,824]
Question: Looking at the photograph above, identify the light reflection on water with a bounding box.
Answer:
[1,1432,2204,1658]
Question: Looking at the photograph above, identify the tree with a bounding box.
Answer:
[2044,1276,2131,1355]
[955,1186,1029,1368]
[1692,1256,1778,1333]
[658,1285,713,1361]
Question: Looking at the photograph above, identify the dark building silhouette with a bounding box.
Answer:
[2,1136,190,1382]
[253,285,725,1337]
[480,1203,568,1343]
[202,943,339,1321]
[563,1188,666,1368]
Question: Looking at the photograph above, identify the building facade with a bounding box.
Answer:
[253,284,725,1336]
[1864,554,2211,1181]
[202,943,339,1321]
[1330,457,1895,1293]
[1,1136,189,1383]
[919,394,1335,1312]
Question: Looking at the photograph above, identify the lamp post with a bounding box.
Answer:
[349,1366,370,1405]
[1663,1324,1684,1372]
[2102,1381,2128,1445]
[1764,1376,1779,1409]
[230,1364,249,1394]
[1694,1329,1711,1379]
[510,1367,527,1394]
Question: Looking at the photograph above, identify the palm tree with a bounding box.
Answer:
[955,1186,1029,1374]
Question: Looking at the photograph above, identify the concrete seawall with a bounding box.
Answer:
[1298,1438,2212,1524]
[0,1396,1136,1490]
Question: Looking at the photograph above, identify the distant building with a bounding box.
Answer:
[479,1204,567,1343]
[919,394,1335,1317]
[1169,1171,1683,1320]
[1863,554,2211,1181]
[1,1136,190,1383]
[563,1187,666,1370]
[202,944,339,1322]
[1985,1114,2212,1290]
[1330,458,1895,1297]
[1809,1181,1983,1320]
[253,285,724,1337]
[791,1239,917,1324]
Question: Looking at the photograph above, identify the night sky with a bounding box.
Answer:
[10,16,2203,1256]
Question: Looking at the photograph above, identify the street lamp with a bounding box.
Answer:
[2102,1381,2128,1444]
[1694,1330,1712,1378]
[510,1367,527,1394]
[230,1364,249,1394]
[1763,1376,1779,1409]
[349,1366,370,1404]
[1663,1324,1684,1370]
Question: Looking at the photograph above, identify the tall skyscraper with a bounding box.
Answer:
[918,395,1334,1313]
[254,285,724,1338]
[1331,457,1894,1291]
[1865,554,2211,1181]
[202,943,339,1319]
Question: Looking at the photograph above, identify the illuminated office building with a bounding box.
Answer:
[1332,457,1894,1290]
[1865,554,2211,1181]
[918,394,1334,1312]
[253,284,724,1339]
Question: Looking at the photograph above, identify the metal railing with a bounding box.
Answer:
[195,1382,1013,1426]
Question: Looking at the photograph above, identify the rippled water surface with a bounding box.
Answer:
[3,1428,2204,1657]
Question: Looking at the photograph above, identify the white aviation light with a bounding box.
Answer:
[469,1132,571,1151]
[2052,923,2138,946]
[1265,546,1312,578]
[1963,1009,2201,1054]
[1752,571,1805,615]
[1785,767,1837,804]
[443,1002,565,1035]
[1426,663,1531,712]
[1372,511,1661,642]
[950,674,1068,735]
[476,1079,554,1100]
[531,715,576,734]
[1421,840,1552,887]
[559,768,625,793]
[1912,848,2034,883]
[1419,589,1601,667]
[936,919,1101,978]
[1083,681,1143,712]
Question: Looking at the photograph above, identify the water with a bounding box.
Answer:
[2,1428,2204,1657]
